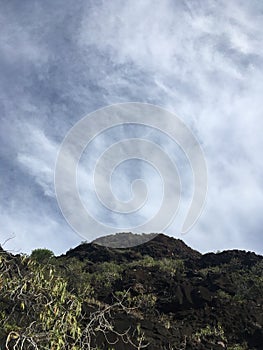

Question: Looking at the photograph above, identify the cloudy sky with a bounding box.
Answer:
[1,0,263,255]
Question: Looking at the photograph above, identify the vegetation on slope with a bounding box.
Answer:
[0,234,262,349]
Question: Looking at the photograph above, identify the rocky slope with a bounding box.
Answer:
[0,233,262,349]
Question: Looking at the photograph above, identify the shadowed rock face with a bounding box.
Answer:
[133,233,202,260]
[1,233,263,349]
[61,233,263,349]
[65,233,201,262]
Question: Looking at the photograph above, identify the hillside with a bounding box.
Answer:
[92,232,158,248]
[0,233,262,349]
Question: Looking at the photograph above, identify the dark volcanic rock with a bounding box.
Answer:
[1,233,263,349]
[134,233,202,260]
[199,250,262,268]
[65,233,202,263]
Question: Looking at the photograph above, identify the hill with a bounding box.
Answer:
[92,232,158,248]
[0,233,262,349]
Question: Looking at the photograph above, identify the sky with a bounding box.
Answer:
[0,0,263,255]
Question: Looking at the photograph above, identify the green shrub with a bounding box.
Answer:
[192,323,226,343]
[157,258,185,276]
[30,248,54,263]
[92,261,123,289]
[0,254,146,349]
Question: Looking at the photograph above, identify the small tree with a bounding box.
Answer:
[30,248,54,263]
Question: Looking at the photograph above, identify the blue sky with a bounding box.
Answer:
[1,0,263,255]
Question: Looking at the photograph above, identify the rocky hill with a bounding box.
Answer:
[92,232,158,248]
[0,233,262,349]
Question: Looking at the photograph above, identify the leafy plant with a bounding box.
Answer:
[192,323,227,343]
[0,252,148,349]
[30,248,54,263]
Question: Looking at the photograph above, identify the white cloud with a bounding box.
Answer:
[78,0,263,252]
[1,0,263,254]
[16,125,57,197]
[0,208,78,255]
